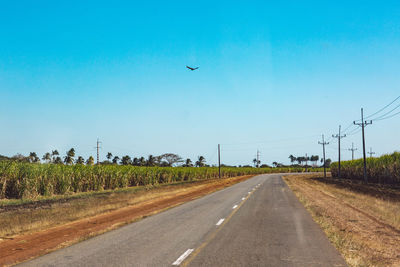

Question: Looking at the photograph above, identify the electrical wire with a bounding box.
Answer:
[347,127,362,136]
[221,134,320,146]
[365,95,400,119]
[371,102,400,121]
[373,110,400,121]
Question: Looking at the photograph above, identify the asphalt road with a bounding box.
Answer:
[20,174,347,267]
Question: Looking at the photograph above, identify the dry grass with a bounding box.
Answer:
[0,177,249,239]
[283,173,400,267]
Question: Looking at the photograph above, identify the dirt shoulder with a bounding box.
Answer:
[283,174,400,267]
[0,175,254,266]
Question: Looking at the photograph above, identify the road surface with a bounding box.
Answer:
[20,174,347,267]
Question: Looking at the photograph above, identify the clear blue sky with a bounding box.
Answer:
[1,1,400,166]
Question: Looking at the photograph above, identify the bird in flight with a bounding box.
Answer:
[186,66,199,71]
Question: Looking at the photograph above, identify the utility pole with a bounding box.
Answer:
[353,108,372,183]
[218,144,221,178]
[318,134,329,178]
[96,138,102,164]
[348,142,357,160]
[305,153,308,172]
[332,125,346,177]
[368,147,376,158]
[256,150,260,168]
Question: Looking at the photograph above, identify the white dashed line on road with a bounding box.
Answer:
[242,197,245,200]
[216,218,225,226]
[172,249,194,265]
[232,205,238,209]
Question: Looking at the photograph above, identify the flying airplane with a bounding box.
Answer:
[186,66,199,71]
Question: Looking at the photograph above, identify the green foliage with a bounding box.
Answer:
[331,152,400,184]
[0,161,324,199]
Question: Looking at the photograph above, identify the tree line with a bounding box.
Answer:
[288,154,331,167]
[0,149,209,167]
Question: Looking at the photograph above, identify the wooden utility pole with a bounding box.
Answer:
[348,142,357,160]
[318,135,329,178]
[353,108,372,183]
[218,144,221,178]
[332,125,346,177]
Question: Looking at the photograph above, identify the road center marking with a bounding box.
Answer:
[241,197,245,200]
[216,218,225,226]
[172,249,194,265]
[232,205,238,209]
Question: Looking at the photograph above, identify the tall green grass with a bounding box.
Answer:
[0,161,322,199]
[331,152,400,184]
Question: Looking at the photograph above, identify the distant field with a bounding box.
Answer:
[0,161,324,200]
[283,173,400,267]
[331,152,400,184]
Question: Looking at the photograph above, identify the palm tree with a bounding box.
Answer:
[54,156,63,164]
[147,155,155,166]
[86,156,94,165]
[288,155,295,165]
[272,161,278,167]
[29,152,40,163]
[184,158,193,167]
[196,156,206,167]
[106,152,113,162]
[121,155,132,165]
[42,152,51,163]
[139,157,146,166]
[51,150,59,163]
[76,156,85,164]
[64,148,75,165]
[112,156,120,164]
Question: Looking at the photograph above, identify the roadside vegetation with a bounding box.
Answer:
[331,152,400,184]
[0,161,321,200]
[283,173,400,267]
[0,149,326,200]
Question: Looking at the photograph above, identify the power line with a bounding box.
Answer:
[341,122,357,134]
[373,110,400,121]
[371,102,400,121]
[221,134,319,146]
[346,126,362,136]
[365,95,400,119]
